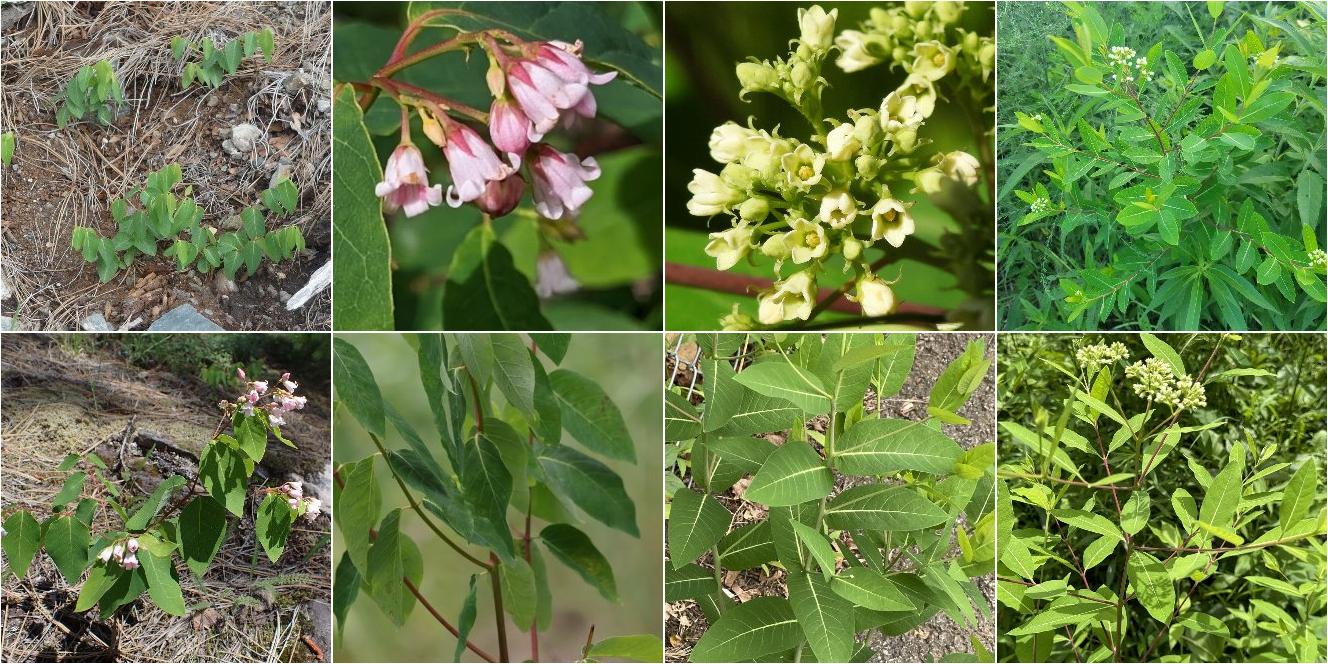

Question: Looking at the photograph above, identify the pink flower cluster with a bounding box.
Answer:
[278,480,322,521]
[97,538,140,570]
[221,369,306,427]
[376,39,613,221]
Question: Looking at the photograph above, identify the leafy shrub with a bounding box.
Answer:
[998,1,1327,331]
[0,373,314,617]
[331,334,660,662]
[997,332,1327,662]
[55,60,124,127]
[69,163,305,283]
[171,29,274,89]
[666,333,994,662]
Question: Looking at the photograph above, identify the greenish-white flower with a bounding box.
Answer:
[798,5,838,51]
[895,74,937,116]
[705,221,755,270]
[940,150,981,186]
[738,197,771,222]
[736,61,780,95]
[818,189,858,229]
[687,168,745,216]
[835,30,888,72]
[720,304,757,331]
[851,274,896,316]
[842,236,864,261]
[932,1,965,24]
[758,269,817,324]
[870,198,915,247]
[782,143,826,189]
[914,165,945,194]
[761,233,791,260]
[783,217,829,264]
[824,122,862,161]
[742,135,794,181]
[708,122,757,164]
[909,41,955,81]
[880,90,926,132]
[903,1,930,19]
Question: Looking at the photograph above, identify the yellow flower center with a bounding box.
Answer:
[799,165,814,180]
[804,232,820,248]
[883,209,897,222]
[932,53,946,66]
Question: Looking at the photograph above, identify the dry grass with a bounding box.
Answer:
[1,1,331,330]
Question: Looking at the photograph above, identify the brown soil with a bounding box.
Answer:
[0,334,332,662]
[0,1,330,331]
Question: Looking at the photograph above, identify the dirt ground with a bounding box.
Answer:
[0,1,331,331]
[664,333,997,663]
[0,335,332,662]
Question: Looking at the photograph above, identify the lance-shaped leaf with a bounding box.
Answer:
[835,418,963,476]
[139,551,186,616]
[718,521,778,570]
[500,555,538,630]
[689,596,803,662]
[256,493,295,563]
[44,514,91,584]
[179,496,228,577]
[549,368,635,462]
[733,361,832,413]
[586,635,664,663]
[538,444,638,536]
[490,333,537,420]
[664,389,702,442]
[461,431,516,559]
[415,334,467,468]
[1140,333,1185,376]
[823,485,949,531]
[1198,450,1245,536]
[124,475,186,532]
[1,510,41,578]
[668,487,731,568]
[830,567,915,611]
[769,501,819,572]
[336,457,382,575]
[1279,459,1318,531]
[333,552,361,638]
[1006,595,1115,635]
[540,523,617,600]
[365,509,423,625]
[790,522,838,578]
[1128,551,1175,623]
[788,570,854,663]
[1176,611,1230,636]
[713,388,801,437]
[745,441,832,507]
[1050,509,1123,541]
[331,86,392,329]
[333,338,386,436]
[454,575,479,662]
[702,358,743,432]
[1120,491,1150,536]
[666,563,719,602]
[704,437,776,472]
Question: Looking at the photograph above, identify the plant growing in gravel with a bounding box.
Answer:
[1,131,14,166]
[55,60,125,128]
[331,334,660,663]
[999,1,1327,330]
[69,163,305,283]
[684,3,993,329]
[0,370,311,617]
[171,28,275,89]
[997,333,1327,662]
[665,333,995,662]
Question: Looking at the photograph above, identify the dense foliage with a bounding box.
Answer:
[171,28,275,89]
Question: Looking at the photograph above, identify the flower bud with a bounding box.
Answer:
[797,5,838,51]
[903,1,929,18]
[288,497,300,510]
[824,122,861,161]
[789,59,815,91]
[112,543,125,561]
[934,1,965,24]
[489,98,532,157]
[761,233,791,260]
[736,61,779,93]
[686,168,745,217]
[708,122,754,164]
[852,112,881,147]
[486,60,506,98]
[853,275,896,316]
[738,197,771,222]
[719,305,757,331]
[236,368,246,381]
[721,162,762,191]
[914,165,945,193]
[855,155,883,180]
[705,222,756,271]
[842,236,864,261]
[941,151,981,187]
[127,538,139,553]
[419,108,448,148]
[475,173,526,218]
[741,138,790,182]
[892,127,920,153]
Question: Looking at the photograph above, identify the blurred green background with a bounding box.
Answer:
[333,333,663,662]
[333,2,664,330]
[663,1,992,328]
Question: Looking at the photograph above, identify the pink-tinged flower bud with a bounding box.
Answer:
[279,372,290,382]
[438,120,516,208]
[112,543,125,561]
[98,546,114,563]
[530,144,600,220]
[278,395,307,412]
[506,59,586,138]
[246,391,260,404]
[236,368,246,381]
[535,251,579,299]
[127,538,139,553]
[376,144,445,218]
[281,379,298,392]
[304,497,322,521]
[287,497,300,510]
[252,381,268,394]
[475,173,526,218]
[121,553,138,570]
[489,98,532,157]
[270,413,285,427]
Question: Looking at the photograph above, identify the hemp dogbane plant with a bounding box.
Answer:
[331,334,660,663]
[997,334,1327,662]
[0,370,312,617]
[689,2,993,330]
[665,333,995,662]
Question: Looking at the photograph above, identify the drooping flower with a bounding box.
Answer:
[852,274,896,316]
[439,120,516,208]
[489,97,533,157]
[798,5,838,51]
[279,372,297,392]
[530,144,600,220]
[870,198,915,247]
[709,122,758,164]
[505,40,616,140]
[287,497,300,510]
[757,270,817,324]
[688,169,746,217]
[705,222,755,270]
[126,538,139,553]
[824,122,861,161]
[475,173,526,218]
[535,251,580,298]
[940,151,981,186]
[304,497,322,520]
[121,553,139,570]
[98,546,114,563]
[376,144,444,218]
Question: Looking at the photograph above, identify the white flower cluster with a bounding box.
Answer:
[279,480,322,521]
[1075,341,1129,372]
[96,538,141,570]
[835,2,993,82]
[1106,45,1154,86]
[1309,248,1326,270]
[690,4,984,327]
[1125,358,1206,410]
[1030,196,1051,215]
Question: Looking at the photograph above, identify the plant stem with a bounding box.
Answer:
[490,552,511,662]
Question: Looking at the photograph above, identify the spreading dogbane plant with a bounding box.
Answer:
[170,28,275,89]
[56,60,124,128]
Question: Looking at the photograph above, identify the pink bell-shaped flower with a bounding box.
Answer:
[440,120,516,208]
[530,144,600,220]
[489,98,533,157]
[375,144,444,218]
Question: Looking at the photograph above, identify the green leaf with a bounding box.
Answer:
[75,562,119,612]
[1193,48,1217,70]
[257,28,275,60]
[43,515,91,584]
[549,368,634,462]
[664,389,702,442]
[333,338,386,436]
[745,442,832,507]
[689,596,802,662]
[929,340,989,413]
[1006,596,1115,635]
[198,441,248,516]
[256,493,295,563]
[1128,551,1175,623]
[714,388,801,437]
[1051,509,1123,541]
[1198,450,1245,536]
[331,86,393,329]
[823,485,949,531]
[366,509,422,625]
[586,635,664,663]
[453,575,479,662]
[835,418,963,476]
[98,564,148,615]
[790,521,838,578]
[2,510,42,577]
[1279,459,1318,531]
[498,555,538,630]
[489,333,537,418]
[1297,171,1324,228]
[872,334,917,398]
[666,562,719,601]
[1197,520,1245,545]
[1176,611,1230,636]
[788,571,854,663]
[540,523,617,600]
[668,487,731,568]
[52,471,87,510]
[1120,491,1150,536]
[733,361,832,413]
[333,553,360,637]
[124,475,186,531]
[336,457,382,575]
[538,445,638,536]
[461,431,516,559]
[139,551,186,616]
[717,521,777,570]
[178,496,228,577]
[443,223,552,330]
[831,567,915,611]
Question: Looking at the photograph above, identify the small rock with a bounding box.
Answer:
[207,95,220,108]
[268,162,294,190]
[1,316,17,331]
[315,98,330,114]
[147,304,225,331]
[221,214,244,231]
[279,290,292,303]
[283,70,316,94]
[213,272,238,294]
[81,313,113,331]
[228,123,263,152]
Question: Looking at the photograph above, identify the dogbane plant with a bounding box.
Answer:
[0,370,312,617]
[688,3,993,329]
[331,334,660,663]
[171,28,275,89]
[665,333,995,662]
[55,60,124,128]
[997,334,1327,662]
[1002,1,1327,330]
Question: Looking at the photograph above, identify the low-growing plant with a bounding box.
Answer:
[997,333,1327,662]
[1,131,14,165]
[70,163,305,283]
[331,334,661,663]
[171,29,274,89]
[0,371,314,617]
[55,60,124,128]
[998,1,1327,330]
[665,333,995,662]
